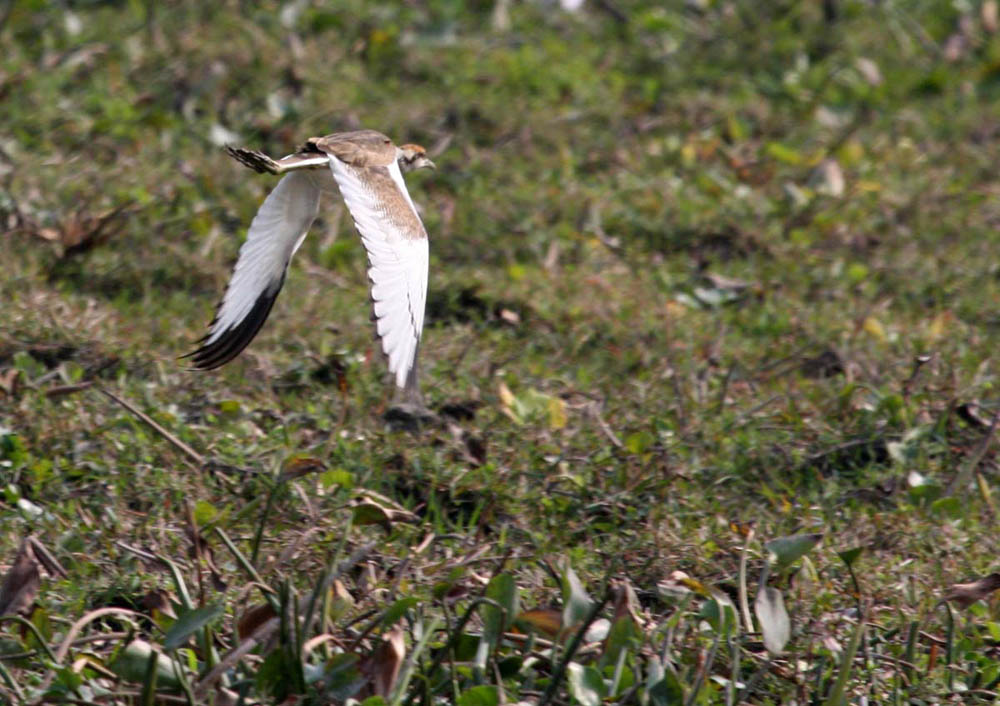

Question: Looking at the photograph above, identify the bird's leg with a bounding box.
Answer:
[225,146,282,174]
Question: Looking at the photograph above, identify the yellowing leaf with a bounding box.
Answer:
[927,311,952,340]
[547,396,567,429]
[863,316,887,343]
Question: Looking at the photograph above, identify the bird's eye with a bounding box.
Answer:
[384,139,391,144]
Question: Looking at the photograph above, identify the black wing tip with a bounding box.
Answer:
[225,145,280,174]
[182,277,286,371]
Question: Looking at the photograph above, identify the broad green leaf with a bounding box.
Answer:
[457,685,499,706]
[352,500,392,527]
[381,597,418,627]
[601,614,640,668]
[566,662,605,706]
[931,496,962,519]
[483,573,519,643]
[193,499,218,526]
[111,640,183,689]
[321,468,353,490]
[561,562,594,628]
[754,586,790,654]
[837,546,863,568]
[766,141,803,165]
[163,603,223,650]
[765,533,822,569]
[625,431,655,455]
[646,657,684,706]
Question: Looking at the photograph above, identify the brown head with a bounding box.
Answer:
[397,143,435,172]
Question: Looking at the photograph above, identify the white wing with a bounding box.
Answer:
[187,170,321,369]
[327,157,428,389]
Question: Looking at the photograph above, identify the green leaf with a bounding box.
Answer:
[754,586,790,654]
[625,431,655,455]
[163,604,223,650]
[601,615,640,668]
[110,640,183,689]
[646,657,684,706]
[837,546,863,568]
[765,533,822,569]
[697,594,737,635]
[321,468,353,490]
[766,141,803,165]
[823,614,865,706]
[566,662,605,706]
[457,685,499,706]
[483,573,519,642]
[381,597,418,627]
[561,561,594,628]
[193,499,218,526]
[931,496,963,519]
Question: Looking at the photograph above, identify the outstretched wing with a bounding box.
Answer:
[326,156,428,388]
[185,170,321,369]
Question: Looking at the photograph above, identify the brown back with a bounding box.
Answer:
[308,130,397,168]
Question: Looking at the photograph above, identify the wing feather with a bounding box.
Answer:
[326,157,428,388]
[185,171,321,369]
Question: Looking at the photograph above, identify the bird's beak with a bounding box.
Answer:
[421,157,436,170]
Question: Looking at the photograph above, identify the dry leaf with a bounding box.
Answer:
[984,0,999,33]
[854,57,883,86]
[142,589,177,620]
[944,573,1000,609]
[513,608,563,637]
[281,456,326,479]
[0,539,41,616]
[359,624,406,698]
[237,603,277,640]
[29,202,135,257]
[351,494,417,528]
[0,368,21,398]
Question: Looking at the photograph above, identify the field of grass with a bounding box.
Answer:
[5,0,1000,703]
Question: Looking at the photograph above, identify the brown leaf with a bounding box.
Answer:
[237,603,277,640]
[984,0,999,33]
[944,573,1000,609]
[141,589,177,620]
[351,492,417,528]
[359,624,406,698]
[281,455,326,480]
[0,539,41,616]
[0,368,21,398]
[513,608,562,637]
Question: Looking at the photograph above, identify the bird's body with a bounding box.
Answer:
[185,130,435,404]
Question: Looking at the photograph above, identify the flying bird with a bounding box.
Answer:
[184,130,435,404]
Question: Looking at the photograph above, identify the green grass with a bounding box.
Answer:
[5,0,1000,703]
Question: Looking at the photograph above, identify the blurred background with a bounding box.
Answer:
[6,1,1000,702]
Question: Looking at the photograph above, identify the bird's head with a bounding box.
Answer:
[398,144,435,172]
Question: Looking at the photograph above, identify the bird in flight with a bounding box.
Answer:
[184,130,435,405]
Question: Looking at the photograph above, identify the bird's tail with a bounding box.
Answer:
[395,345,424,407]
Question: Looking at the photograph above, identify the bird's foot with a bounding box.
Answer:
[225,145,281,175]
